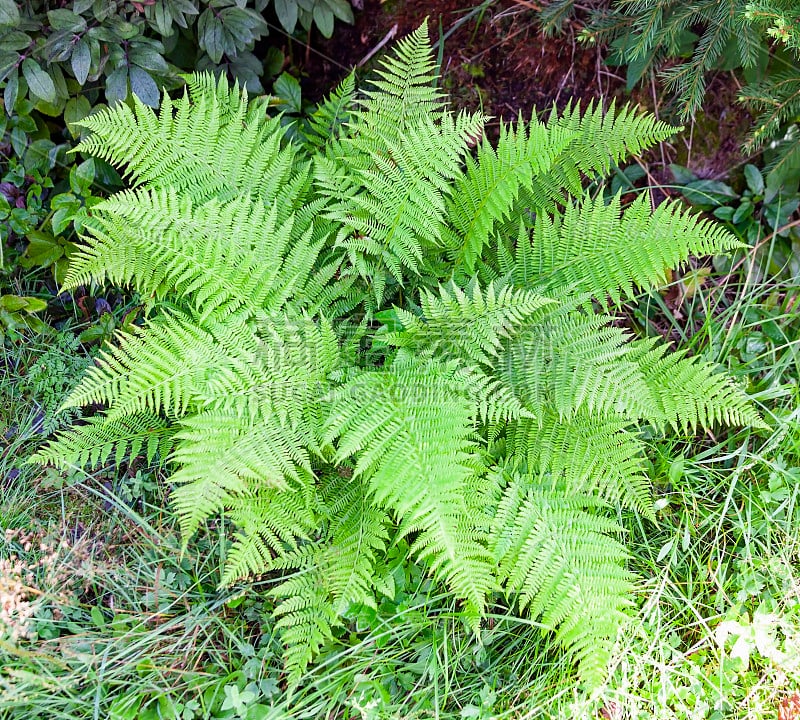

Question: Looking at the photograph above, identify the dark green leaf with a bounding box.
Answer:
[743,164,764,196]
[198,10,224,63]
[0,295,47,312]
[105,65,128,104]
[731,201,753,225]
[274,0,298,32]
[4,69,18,109]
[90,605,105,627]
[151,1,174,36]
[52,206,79,236]
[24,139,57,172]
[222,8,266,46]
[263,46,284,77]
[129,65,160,107]
[44,31,75,63]
[71,39,91,84]
[21,58,56,103]
[23,231,64,269]
[115,20,140,40]
[70,158,96,195]
[129,45,169,73]
[47,9,87,32]
[64,95,92,136]
[88,35,102,72]
[0,0,19,26]
[78,313,115,343]
[273,71,301,113]
[0,51,20,84]
[49,61,69,99]
[624,51,652,91]
[681,180,736,207]
[10,124,26,156]
[324,0,353,24]
[712,206,735,221]
[313,3,334,38]
[0,31,32,52]
[93,158,123,187]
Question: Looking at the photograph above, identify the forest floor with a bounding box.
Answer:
[294,0,752,182]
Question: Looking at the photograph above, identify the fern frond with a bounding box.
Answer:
[445,117,569,271]
[630,339,767,432]
[360,20,446,123]
[508,412,654,518]
[269,551,340,685]
[323,111,485,288]
[44,25,765,691]
[531,192,743,302]
[315,22,485,302]
[268,475,389,683]
[64,188,323,323]
[302,72,356,149]
[524,101,676,210]
[324,357,494,619]
[169,408,313,539]
[59,313,221,420]
[316,475,389,614]
[75,73,295,202]
[490,471,634,688]
[498,305,655,420]
[389,280,554,365]
[29,412,175,470]
[222,485,318,585]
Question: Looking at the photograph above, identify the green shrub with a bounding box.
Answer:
[0,0,353,111]
[32,22,763,688]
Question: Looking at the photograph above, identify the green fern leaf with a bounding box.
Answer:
[170,407,313,540]
[64,188,323,323]
[531,192,743,302]
[325,357,494,620]
[508,412,654,519]
[445,117,570,271]
[630,338,768,432]
[490,470,635,688]
[29,412,175,470]
[524,100,676,209]
[222,485,318,585]
[75,73,295,203]
[267,475,388,683]
[302,72,356,149]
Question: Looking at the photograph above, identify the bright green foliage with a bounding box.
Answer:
[32,412,175,470]
[489,468,635,686]
[446,101,676,272]
[32,22,762,688]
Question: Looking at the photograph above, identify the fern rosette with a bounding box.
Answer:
[33,22,762,687]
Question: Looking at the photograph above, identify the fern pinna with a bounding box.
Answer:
[32,23,762,687]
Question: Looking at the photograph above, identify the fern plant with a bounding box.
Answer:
[31,22,763,688]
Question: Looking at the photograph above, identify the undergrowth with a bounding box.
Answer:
[0,18,798,720]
